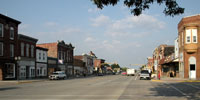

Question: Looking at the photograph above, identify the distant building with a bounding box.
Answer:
[0,14,21,80]
[74,53,94,75]
[147,57,153,72]
[94,59,105,75]
[73,58,86,77]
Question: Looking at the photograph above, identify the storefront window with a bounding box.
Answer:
[5,63,15,78]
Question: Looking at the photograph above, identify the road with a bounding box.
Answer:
[0,75,200,100]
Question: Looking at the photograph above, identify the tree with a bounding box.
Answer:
[91,0,184,17]
[121,67,128,72]
[111,63,120,69]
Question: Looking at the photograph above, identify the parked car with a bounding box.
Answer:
[139,70,150,80]
[49,71,66,80]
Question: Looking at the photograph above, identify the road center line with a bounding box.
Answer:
[134,75,138,80]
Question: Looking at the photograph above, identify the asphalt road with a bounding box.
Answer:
[0,75,200,100]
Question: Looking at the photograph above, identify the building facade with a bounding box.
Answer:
[0,14,21,80]
[178,14,200,79]
[17,34,38,79]
[47,57,58,76]
[74,53,94,75]
[36,47,48,78]
[37,40,74,77]
[73,58,86,77]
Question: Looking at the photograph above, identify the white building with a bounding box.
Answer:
[36,47,48,78]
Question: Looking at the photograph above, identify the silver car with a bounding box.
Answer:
[49,71,66,80]
[139,70,150,80]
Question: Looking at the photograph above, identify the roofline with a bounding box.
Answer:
[18,34,38,43]
[0,13,21,24]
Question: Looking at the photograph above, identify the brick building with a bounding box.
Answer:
[73,58,86,77]
[17,34,38,79]
[0,14,21,80]
[37,40,74,77]
[147,57,153,72]
[94,59,105,75]
[178,14,200,79]
[74,53,94,75]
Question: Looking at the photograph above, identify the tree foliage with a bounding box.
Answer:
[91,0,184,17]
[111,63,120,69]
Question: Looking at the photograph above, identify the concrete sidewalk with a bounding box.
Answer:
[0,79,48,86]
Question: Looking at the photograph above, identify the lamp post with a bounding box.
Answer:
[15,56,21,81]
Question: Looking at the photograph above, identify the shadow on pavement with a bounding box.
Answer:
[148,82,200,100]
[0,87,20,91]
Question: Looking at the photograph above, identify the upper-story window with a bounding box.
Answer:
[31,45,34,58]
[39,52,41,60]
[0,42,3,56]
[186,29,191,43]
[58,51,62,60]
[21,42,24,56]
[0,24,3,37]
[26,44,30,57]
[192,29,197,43]
[43,53,45,60]
[182,32,184,46]
[10,44,14,57]
[186,28,198,44]
[10,27,14,40]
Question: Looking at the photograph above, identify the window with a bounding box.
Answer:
[5,63,15,78]
[31,45,34,57]
[0,42,3,56]
[39,52,41,60]
[186,29,191,43]
[0,23,3,37]
[21,43,24,56]
[26,44,29,57]
[10,44,14,57]
[10,27,14,40]
[58,51,62,60]
[192,29,197,43]
[43,53,45,60]
[182,32,184,45]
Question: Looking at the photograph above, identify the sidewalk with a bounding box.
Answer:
[0,79,48,86]
[151,77,200,83]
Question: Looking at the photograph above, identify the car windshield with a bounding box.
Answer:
[141,70,149,74]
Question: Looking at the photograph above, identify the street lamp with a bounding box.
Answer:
[15,56,21,81]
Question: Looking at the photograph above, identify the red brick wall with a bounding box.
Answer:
[37,43,58,58]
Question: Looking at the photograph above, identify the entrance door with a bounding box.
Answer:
[189,57,196,79]
[190,64,196,79]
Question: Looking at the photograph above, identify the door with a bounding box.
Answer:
[189,57,196,79]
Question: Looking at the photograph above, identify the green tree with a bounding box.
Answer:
[111,63,120,69]
[91,0,184,17]
[121,67,128,72]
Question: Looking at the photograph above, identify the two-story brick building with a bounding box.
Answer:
[0,14,21,80]
[178,14,200,79]
[17,34,38,79]
[37,40,74,77]
[74,53,94,75]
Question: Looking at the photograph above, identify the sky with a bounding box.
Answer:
[0,0,200,69]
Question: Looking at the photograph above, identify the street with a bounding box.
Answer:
[0,75,200,100]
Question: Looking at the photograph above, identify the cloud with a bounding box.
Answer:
[84,37,96,42]
[88,8,100,13]
[44,22,58,27]
[90,15,111,27]
[91,14,166,38]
